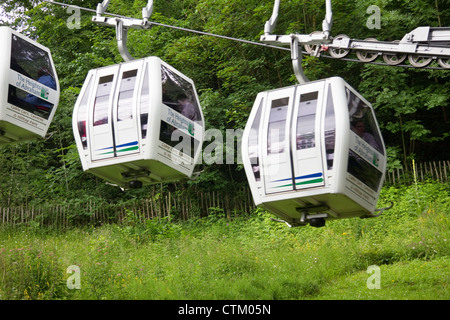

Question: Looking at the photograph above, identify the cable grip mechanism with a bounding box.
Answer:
[93,0,154,62]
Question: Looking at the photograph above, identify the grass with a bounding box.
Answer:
[0,181,449,300]
[317,257,449,299]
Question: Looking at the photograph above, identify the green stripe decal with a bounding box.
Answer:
[295,178,324,186]
[275,178,324,188]
[99,146,139,155]
[117,146,139,153]
[99,150,115,155]
[276,183,294,188]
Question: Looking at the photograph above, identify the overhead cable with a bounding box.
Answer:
[40,1,445,70]
[41,0,290,51]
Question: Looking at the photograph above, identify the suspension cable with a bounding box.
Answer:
[40,0,446,70]
[41,0,290,51]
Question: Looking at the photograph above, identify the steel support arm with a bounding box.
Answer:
[93,0,154,61]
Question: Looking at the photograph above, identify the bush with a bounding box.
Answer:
[0,246,65,299]
[115,210,182,244]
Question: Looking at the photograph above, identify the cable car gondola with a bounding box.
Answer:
[242,77,387,227]
[0,26,60,145]
[73,56,204,188]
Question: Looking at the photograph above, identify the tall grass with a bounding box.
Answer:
[0,182,448,300]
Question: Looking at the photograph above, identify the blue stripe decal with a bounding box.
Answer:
[294,172,323,180]
[97,146,114,151]
[272,172,323,183]
[272,177,293,182]
[116,141,138,148]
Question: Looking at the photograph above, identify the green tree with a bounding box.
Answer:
[0,0,448,207]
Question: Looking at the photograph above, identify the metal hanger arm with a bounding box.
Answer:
[115,19,133,62]
[291,36,309,84]
[264,0,280,35]
[261,0,333,84]
[142,0,154,23]
[96,0,110,16]
[93,0,154,61]
[322,0,333,39]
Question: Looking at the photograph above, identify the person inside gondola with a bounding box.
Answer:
[351,120,380,151]
[177,93,197,120]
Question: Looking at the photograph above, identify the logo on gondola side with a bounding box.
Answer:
[166,107,195,136]
[353,135,380,168]
[188,122,195,136]
[14,72,51,100]
[41,87,50,100]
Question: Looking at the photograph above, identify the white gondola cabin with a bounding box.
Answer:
[242,77,387,227]
[73,56,204,188]
[0,27,59,145]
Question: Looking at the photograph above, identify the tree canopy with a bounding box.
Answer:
[0,0,449,207]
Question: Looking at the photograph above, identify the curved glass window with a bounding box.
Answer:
[324,85,336,169]
[248,98,264,181]
[117,70,137,122]
[346,87,384,192]
[347,88,383,155]
[267,97,289,155]
[7,34,56,119]
[93,75,114,126]
[161,65,201,122]
[140,66,150,139]
[10,34,55,82]
[347,150,383,192]
[296,92,318,150]
[77,75,93,150]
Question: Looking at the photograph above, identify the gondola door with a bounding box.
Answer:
[291,82,326,190]
[262,87,296,194]
[90,67,117,161]
[112,61,143,157]
[90,62,143,161]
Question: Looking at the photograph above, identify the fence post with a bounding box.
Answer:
[443,161,448,182]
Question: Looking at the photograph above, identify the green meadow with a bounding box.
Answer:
[0,182,448,300]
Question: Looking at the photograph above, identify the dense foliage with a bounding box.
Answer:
[0,0,449,207]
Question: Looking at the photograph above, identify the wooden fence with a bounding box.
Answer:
[0,187,256,228]
[0,160,448,228]
[385,160,450,185]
